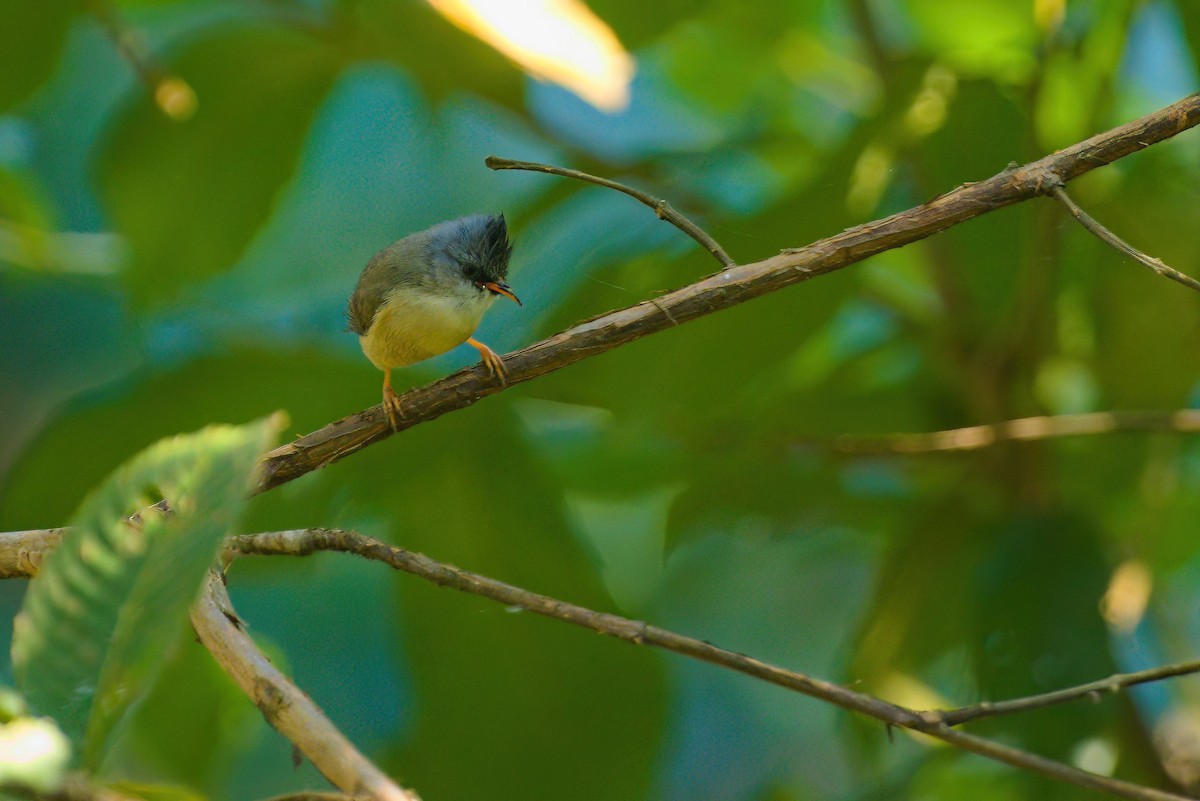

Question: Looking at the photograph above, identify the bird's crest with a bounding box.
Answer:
[446,213,514,283]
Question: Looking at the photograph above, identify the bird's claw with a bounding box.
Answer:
[482,349,507,385]
[468,337,507,385]
[383,385,406,431]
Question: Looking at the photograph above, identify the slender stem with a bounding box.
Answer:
[85,0,197,120]
[485,156,736,267]
[1050,184,1200,292]
[256,94,1200,493]
[935,660,1200,727]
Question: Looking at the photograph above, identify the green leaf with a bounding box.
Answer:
[10,415,281,769]
[124,622,260,790]
[1173,0,1200,79]
[0,1,79,110]
[96,24,342,303]
[901,0,1037,81]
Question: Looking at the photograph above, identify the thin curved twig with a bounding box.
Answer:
[189,572,420,801]
[484,156,737,267]
[828,409,1200,454]
[256,93,1200,494]
[1050,184,1200,293]
[933,659,1200,727]
[223,528,1193,801]
[225,529,913,720]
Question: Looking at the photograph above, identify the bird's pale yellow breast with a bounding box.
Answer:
[359,287,494,371]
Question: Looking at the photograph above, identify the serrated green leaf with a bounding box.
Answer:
[10,415,281,769]
[96,24,342,304]
[124,622,259,790]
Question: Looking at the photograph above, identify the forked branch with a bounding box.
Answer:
[1050,184,1200,292]
[221,528,1192,801]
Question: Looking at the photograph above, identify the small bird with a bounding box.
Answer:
[347,213,520,429]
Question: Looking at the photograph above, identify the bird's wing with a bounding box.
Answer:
[347,242,408,335]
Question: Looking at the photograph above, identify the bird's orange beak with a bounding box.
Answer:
[483,280,522,306]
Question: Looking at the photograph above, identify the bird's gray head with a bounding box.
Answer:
[427,213,514,287]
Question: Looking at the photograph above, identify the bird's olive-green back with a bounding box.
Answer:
[346,232,430,335]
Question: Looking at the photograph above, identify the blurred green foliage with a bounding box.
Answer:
[2,0,1200,799]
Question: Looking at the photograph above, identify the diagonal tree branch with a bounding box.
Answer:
[224,529,915,721]
[189,571,420,801]
[255,93,1200,494]
[220,528,1191,801]
[826,409,1200,454]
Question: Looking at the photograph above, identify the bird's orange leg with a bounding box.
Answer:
[382,369,405,431]
[467,337,506,384]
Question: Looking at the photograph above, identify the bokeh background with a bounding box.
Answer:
[3,1,1200,799]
